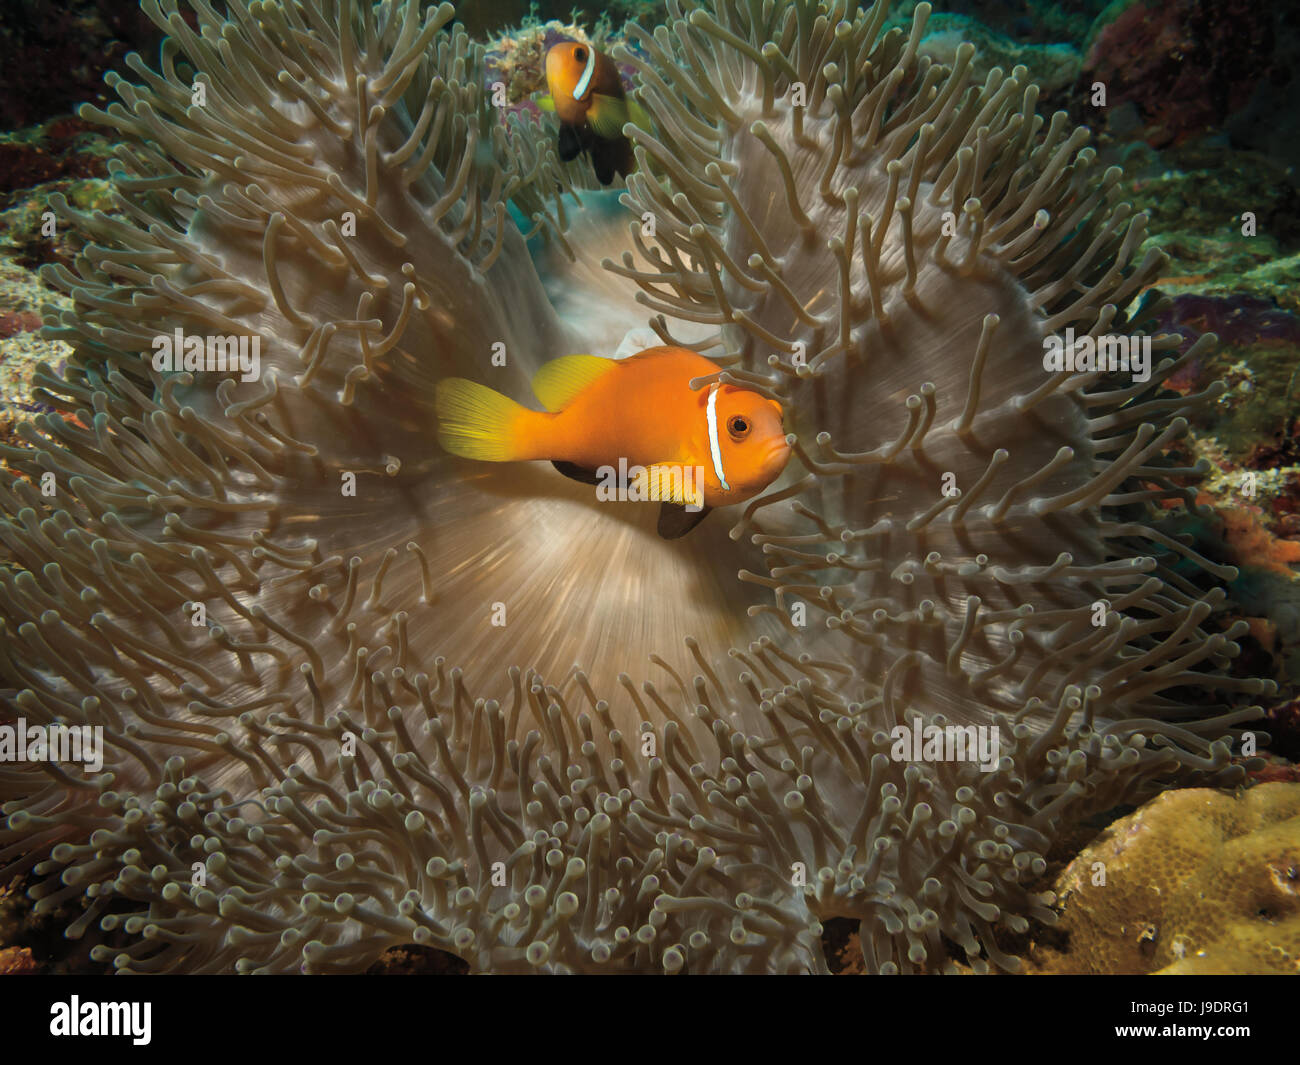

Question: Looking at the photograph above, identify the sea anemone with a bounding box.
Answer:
[0,0,1273,974]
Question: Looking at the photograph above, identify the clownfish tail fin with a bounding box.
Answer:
[435,378,532,462]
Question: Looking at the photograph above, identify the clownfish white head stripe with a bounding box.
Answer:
[705,382,730,492]
[572,44,597,102]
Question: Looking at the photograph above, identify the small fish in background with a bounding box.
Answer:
[536,39,651,185]
[435,347,791,538]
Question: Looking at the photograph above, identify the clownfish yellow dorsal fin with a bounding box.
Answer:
[531,354,617,412]
[629,462,705,509]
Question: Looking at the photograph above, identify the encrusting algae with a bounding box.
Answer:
[0,0,1276,973]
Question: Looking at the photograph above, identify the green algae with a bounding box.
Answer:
[1119,142,1300,309]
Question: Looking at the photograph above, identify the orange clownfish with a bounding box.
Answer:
[537,40,650,185]
[435,346,791,538]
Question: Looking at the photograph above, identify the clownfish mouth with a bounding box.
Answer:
[765,438,792,463]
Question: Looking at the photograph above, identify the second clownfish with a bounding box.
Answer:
[537,39,650,185]
[435,347,792,538]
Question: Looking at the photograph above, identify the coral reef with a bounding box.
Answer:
[1027,782,1300,973]
[1124,147,1300,313]
[0,0,1272,974]
[1132,289,1300,691]
[0,120,116,450]
[917,13,1079,101]
[1100,137,1300,705]
[454,1,658,43]
[891,0,1103,49]
[484,18,622,107]
[1076,0,1275,149]
[0,259,74,449]
[0,122,116,271]
[0,120,109,200]
[0,0,164,130]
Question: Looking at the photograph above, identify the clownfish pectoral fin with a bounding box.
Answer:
[629,463,705,508]
[626,99,652,132]
[657,502,712,540]
[531,354,616,411]
[435,378,529,462]
[551,460,601,485]
[586,94,636,140]
[534,93,557,112]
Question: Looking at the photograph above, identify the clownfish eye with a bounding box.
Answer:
[574,46,587,62]
[727,415,751,441]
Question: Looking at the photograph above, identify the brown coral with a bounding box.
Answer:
[1028,782,1300,974]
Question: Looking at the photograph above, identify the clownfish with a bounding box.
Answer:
[435,346,791,538]
[536,40,650,185]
